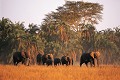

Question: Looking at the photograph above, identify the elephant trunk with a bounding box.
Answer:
[96,58,100,67]
[25,58,30,66]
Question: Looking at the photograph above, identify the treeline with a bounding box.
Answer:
[0,1,120,65]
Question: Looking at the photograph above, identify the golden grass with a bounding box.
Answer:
[0,65,120,80]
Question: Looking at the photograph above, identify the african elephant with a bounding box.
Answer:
[46,59,53,66]
[61,56,68,65]
[46,54,54,66]
[13,51,30,66]
[80,52,94,67]
[61,56,73,66]
[54,58,61,66]
[67,57,73,65]
[41,54,48,65]
[42,53,54,66]
[36,53,42,65]
[90,51,100,67]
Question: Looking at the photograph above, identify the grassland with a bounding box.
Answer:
[0,65,120,80]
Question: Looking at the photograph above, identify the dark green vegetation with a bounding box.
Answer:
[0,1,120,65]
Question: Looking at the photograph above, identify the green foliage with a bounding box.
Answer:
[0,18,44,64]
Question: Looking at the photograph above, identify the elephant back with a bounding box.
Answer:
[37,53,42,59]
[54,58,61,65]
[13,52,23,58]
[61,56,67,61]
[37,53,42,62]
[42,54,47,61]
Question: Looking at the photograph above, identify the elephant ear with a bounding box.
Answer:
[50,54,54,60]
[90,52,95,58]
[47,54,54,60]
[95,51,100,57]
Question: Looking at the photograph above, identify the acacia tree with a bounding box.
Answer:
[56,1,103,31]
[40,1,103,57]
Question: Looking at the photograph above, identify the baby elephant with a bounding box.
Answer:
[54,58,61,66]
[61,56,73,66]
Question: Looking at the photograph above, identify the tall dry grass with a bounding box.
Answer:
[0,65,120,80]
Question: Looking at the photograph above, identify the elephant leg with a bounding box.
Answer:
[22,60,24,64]
[13,60,16,65]
[72,59,73,65]
[42,62,44,65]
[59,62,61,65]
[92,59,96,67]
[13,58,18,65]
[54,63,57,66]
[97,58,99,67]
[90,60,93,67]
[66,63,68,66]
[68,61,70,65]
[80,62,83,67]
[85,62,88,67]
[43,62,46,65]
[27,58,30,66]
[37,61,39,65]
[90,62,92,67]
[15,61,19,66]
[58,63,60,66]
[16,60,21,65]
[93,59,95,67]
[90,58,94,67]
[14,62,17,66]
[66,61,69,66]
[61,62,63,65]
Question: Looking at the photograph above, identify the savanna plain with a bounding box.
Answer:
[0,65,120,80]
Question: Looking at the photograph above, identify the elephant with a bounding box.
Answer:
[67,57,73,65]
[61,56,68,65]
[46,59,53,66]
[13,51,30,66]
[61,55,73,66]
[36,53,42,65]
[41,53,54,66]
[80,52,95,67]
[41,54,48,65]
[90,51,100,67]
[54,58,61,66]
[46,54,54,66]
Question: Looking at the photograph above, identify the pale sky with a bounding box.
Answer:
[0,0,120,31]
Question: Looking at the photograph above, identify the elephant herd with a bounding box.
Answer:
[36,53,73,66]
[13,51,100,67]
